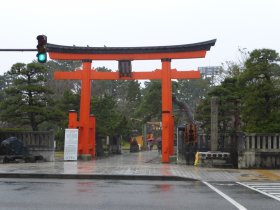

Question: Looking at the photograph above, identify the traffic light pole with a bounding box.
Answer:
[0,49,36,51]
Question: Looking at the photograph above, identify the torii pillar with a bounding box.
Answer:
[161,58,172,162]
[67,60,96,158]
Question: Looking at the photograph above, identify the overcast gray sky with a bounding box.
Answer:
[0,0,279,75]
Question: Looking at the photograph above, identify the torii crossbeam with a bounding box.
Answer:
[47,39,216,163]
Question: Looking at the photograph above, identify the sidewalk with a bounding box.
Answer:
[0,150,280,182]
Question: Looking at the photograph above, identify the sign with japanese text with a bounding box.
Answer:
[64,129,78,161]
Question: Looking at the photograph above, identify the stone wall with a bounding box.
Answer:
[177,129,280,168]
[0,131,55,161]
[238,133,280,168]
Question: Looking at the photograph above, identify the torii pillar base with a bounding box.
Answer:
[68,111,96,160]
[78,154,92,161]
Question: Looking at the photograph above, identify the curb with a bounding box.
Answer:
[0,173,197,181]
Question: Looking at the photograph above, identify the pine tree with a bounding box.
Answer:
[0,62,56,131]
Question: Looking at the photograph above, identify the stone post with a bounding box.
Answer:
[211,96,219,151]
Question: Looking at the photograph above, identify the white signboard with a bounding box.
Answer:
[64,129,78,161]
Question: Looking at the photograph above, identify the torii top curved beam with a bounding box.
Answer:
[47,39,216,61]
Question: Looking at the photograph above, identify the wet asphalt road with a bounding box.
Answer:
[0,179,280,210]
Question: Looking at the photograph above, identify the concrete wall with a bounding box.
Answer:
[0,131,55,161]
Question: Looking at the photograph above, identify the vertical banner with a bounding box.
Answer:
[64,129,78,161]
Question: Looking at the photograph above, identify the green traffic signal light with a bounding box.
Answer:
[36,35,47,63]
[37,53,47,63]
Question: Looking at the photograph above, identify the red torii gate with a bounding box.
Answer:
[46,39,216,163]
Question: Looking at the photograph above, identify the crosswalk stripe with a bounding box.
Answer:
[240,183,280,185]
[237,182,280,202]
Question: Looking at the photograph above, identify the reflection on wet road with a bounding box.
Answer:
[0,179,280,210]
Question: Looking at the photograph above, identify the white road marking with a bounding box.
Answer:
[240,183,280,186]
[237,182,280,202]
[255,187,280,188]
[203,181,247,210]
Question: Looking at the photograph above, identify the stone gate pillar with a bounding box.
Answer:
[211,96,219,151]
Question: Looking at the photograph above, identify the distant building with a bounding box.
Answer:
[198,66,222,79]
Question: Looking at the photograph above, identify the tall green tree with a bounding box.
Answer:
[173,78,211,125]
[92,95,130,138]
[91,68,142,132]
[136,81,162,122]
[0,74,8,101]
[196,77,241,133]
[44,60,82,98]
[175,78,211,108]
[239,49,280,132]
[120,80,142,133]
[114,80,142,117]
[197,48,280,133]
[91,67,116,98]
[195,59,244,133]
[0,62,57,131]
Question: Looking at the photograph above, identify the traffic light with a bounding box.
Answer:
[36,35,47,63]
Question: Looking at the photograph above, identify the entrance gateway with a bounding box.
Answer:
[46,39,216,163]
